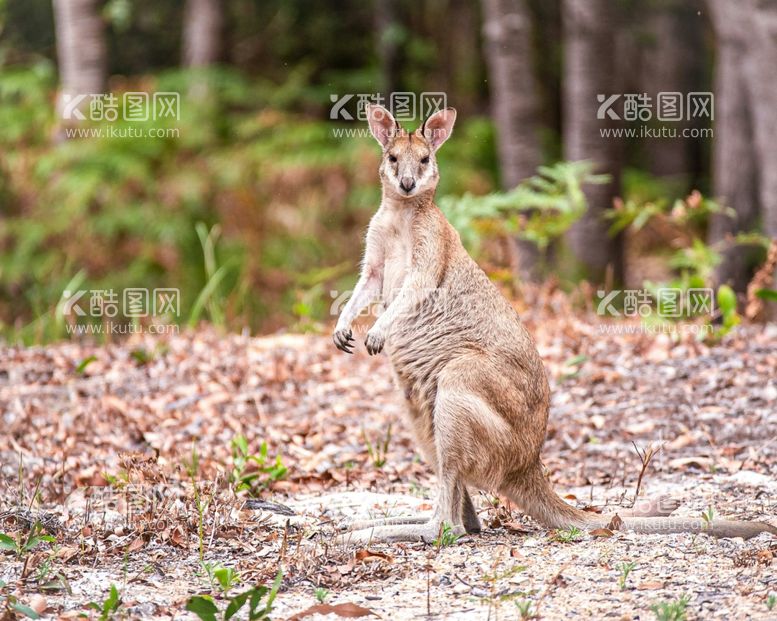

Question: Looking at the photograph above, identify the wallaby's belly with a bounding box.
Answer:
[387,262,547,440]
[385,259,526,420]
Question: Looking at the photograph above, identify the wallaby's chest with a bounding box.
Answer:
[375,209,414,305]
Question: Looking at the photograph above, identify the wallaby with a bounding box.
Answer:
[332,104,776,544]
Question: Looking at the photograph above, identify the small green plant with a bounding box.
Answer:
[130,347,154,365]
[202,563,241,597]
[87,584,122,621]
[715,285,740,338]
[515,599,536,619]
[650,594,690,621]
[0,522,55,559]
[75,355,97,374]
[184,443,209,561]
[766,593,776,611]
[551,525,584,543]
[314,587,329,604]
[561,354,588,380]
[701,506,715,529]
[0,579,41,619]
[362,424,392,469]
[230,435,287,496]
[433,522,461,548]
[186,571,282,621]
[618,561,636,590]
[188,223,236,329]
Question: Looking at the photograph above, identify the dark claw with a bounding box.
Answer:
[365,332,384,355]
[333,328,355,354]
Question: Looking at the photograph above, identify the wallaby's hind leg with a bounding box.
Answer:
[462,489,481,533]
[337,473,465,544]
[338,380,495,544]
[340,486,479,536]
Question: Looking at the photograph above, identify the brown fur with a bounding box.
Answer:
[333,105,777,544]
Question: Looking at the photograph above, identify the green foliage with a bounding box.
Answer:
[433,522,460,548]
[314,587,329,604]
[439,160,609,254]
[0,579,40,620]
[87,584,122,621]
[0,522,55,559]
[767,593,776,611]
[650,594,690,621]
[605,192,733,237]
[618,561,636,590]
[75,355,98,374]
[186,571,282,621]
[202,563,241,597]
[515,599,536,619]
[361,424,392,469]
[715,286,740,338]
[0,65,496,344]
[230,435,287,496]
[551,525,584,543]
[701,506,715,529]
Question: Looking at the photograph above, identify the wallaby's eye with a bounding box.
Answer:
[420,156,430,165]
[388,154,397,163]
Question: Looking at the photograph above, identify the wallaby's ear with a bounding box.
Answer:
[367,104,399,149]
[420,107,456,151]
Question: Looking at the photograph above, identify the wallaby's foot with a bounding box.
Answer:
[338,519,466,545]
[620,495,681,518]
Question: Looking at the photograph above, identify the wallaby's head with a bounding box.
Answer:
[366,104,456,200]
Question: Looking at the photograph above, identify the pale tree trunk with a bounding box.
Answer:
[706,0,768,292]
[182,0,223,67]
[562,0,624,283]
[481,0,543,281]
[53,0,107,120]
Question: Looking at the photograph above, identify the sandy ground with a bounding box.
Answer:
[1,316,776,619]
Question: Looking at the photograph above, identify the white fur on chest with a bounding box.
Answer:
[373,204,414,306]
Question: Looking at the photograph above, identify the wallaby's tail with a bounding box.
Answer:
[503,466,777,540]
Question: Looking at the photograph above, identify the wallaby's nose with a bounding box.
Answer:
[400,177,416,193]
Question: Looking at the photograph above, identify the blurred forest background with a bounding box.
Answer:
[1,0,776,344]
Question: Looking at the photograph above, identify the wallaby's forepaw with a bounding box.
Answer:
[365,328,386,355]
[333,327,355,353]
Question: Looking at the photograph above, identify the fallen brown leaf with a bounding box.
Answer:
[355,549,393,564]
[288,602,375,620]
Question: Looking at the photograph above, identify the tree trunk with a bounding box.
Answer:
[707,0,763,291]
[744,0,777,240]
[182,0,223,67]
[562,0,624,284]
[481,0,543,281]
[52,0,107,120]
[742,0,777,317]
[639,0,705,180]
[375,0,401,97]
